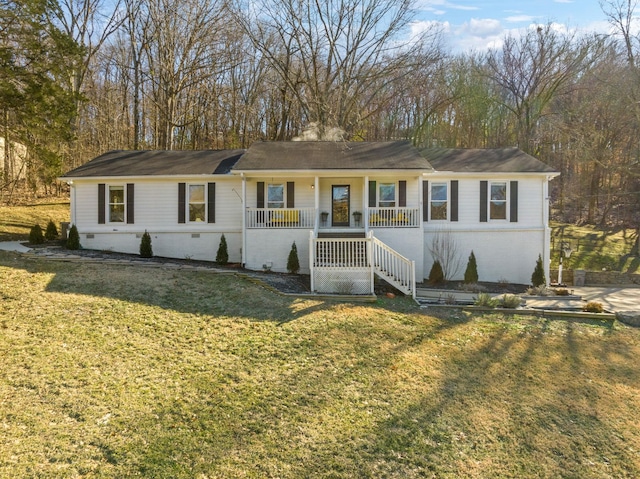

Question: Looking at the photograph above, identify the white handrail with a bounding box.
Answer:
[368,207,420,228]
[371,234,416,298]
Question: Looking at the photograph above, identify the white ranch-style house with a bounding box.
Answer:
[61,141,559,297]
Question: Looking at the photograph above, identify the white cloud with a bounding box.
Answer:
[461,18,503,37]
[505,15,536,23]
[417,0,480,13]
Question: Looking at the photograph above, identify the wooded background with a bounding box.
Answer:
[1,0,639,228]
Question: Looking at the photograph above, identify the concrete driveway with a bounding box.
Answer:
[0,241,31,253]
[572,286,640,314]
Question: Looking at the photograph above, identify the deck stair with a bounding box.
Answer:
[310,231,415,298]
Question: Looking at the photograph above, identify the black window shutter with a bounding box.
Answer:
[422,180,428,222]
[286,181,294,208]
[126,183,134,224]
[257,182,265,208]
[207,182,216,223]
[451,180,459,222]
[510,180,518,222]
[178,183,186,224]
[368,181,376,207]
[98,183,105,224]
[480,181,488,222]
[398,180,407,207]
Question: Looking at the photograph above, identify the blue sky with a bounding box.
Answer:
[413,0,612,51]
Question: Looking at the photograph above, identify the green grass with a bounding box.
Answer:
[551,222,639,273]
[1,251,639,478]
[0,200,70,241]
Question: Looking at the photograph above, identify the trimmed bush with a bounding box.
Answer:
[139,231,153,258]
[44,220,58,241]
[66,225,81,250]
[464,250,478,284]
[216,234,229,265]
[583,301,604,313]
[428,260,444,285]
[474,292,499,308]
[531,254,546,287]
[29,224,45,245]
[287,241,300,274]
[499,294,522,309]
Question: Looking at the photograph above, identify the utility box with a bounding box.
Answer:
[60,222,70,240]
[574,269,586,286]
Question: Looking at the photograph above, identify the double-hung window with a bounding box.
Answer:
[189,184,206,222]
[490,182,507,220]
[109,186,125,222]
[267,184,284,208]
[430,183,448,220]
[378,183,396,207]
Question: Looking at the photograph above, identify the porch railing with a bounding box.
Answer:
[368,207,420,227]
[246,207,316,229]
[309,231,415,298]
[371,233,415,297]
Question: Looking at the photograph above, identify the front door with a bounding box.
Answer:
[332,185,350,226]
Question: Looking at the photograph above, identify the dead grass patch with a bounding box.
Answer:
[1,252,639,478]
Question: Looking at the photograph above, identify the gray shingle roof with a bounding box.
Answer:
[233,141,431,170]
[421,147,557,173]
[61,149,245,178]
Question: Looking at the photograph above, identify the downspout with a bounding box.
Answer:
[67,180,76,226]
[241,173,246,267]
[543,175,551,285]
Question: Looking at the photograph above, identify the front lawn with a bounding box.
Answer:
[1,252,639,478]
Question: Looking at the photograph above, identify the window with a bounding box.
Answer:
[267,184,284,208]
[109,186,125,222]
[378,183,396,207]
[490,182,507,220]
[430,183,448,220]
[189,184,206,222]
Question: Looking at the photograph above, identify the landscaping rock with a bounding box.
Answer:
[616,311,640,327]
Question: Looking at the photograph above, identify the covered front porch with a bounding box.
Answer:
[242,175,422,233]
[240,174,425,283]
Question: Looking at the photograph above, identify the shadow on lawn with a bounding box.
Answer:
[1,251,375,323]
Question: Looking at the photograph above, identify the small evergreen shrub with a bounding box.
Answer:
[216,234,229,265]
[44,220,58,241]
[499,294,522,309]
[66,225,81,250]
[464,251,478,284]
[583,301,604,313]
[428,260,444,285]
[531,254,546,287]
[555,288,570,296]
[474,292,499,308]
[287,241,300,274]
[139,231,153,258]
[29,224,45,245]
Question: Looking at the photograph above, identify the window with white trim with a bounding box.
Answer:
[109,185,125,222]
[189,184,206,222]
[267,184,284,208]
[490,182,507,220]
[430,183,447,220]
[378,183,396,207]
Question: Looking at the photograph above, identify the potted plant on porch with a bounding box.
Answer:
[352,211,362,226]
[320,211,329,226]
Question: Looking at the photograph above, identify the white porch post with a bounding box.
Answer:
[314,176,319,234]
[364,175,369,235]
[241,173,247,267]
